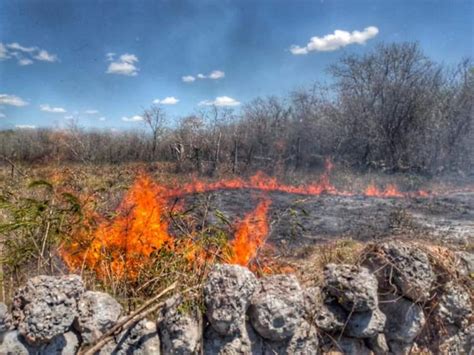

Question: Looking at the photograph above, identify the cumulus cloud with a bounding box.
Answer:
[85,109,99,114]
[106,53,139,76]
[0,94,28,107]
[15,125,36,129]
[153,96,179,105]
[198,96,240,107]
[34,49,58,62]
[0,42,58,64]
[182,75,196,83]
[122,115,143,122]
[290,26,379,55]
[183,70,225,83]
[40,104,66,113]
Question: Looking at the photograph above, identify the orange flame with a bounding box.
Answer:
[227,198,271,266]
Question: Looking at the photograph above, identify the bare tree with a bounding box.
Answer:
[142,104,167,161]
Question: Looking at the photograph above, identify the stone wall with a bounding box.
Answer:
[0,241,472,354]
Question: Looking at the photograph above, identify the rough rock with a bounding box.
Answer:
[0,331,31,354]
[334,336,371,355]
[42,331,80,354]
[12,274,84,345]
[345,308,386,338]
[323,263,378,312]
[75,290,123,345]
[379,296,425,343]
[364,242,435,302]
[436,282,472,326]
[203,322,262,355]
[158,295,201,354]
[204,264,258,336]
[313,301,347,332]
[455,251,474,278]
[439,323,474,355]
[262,320,319,355]
[100,319,160,355]
[249,274,304,341]
[0,302,12,333]
[365,333,389,355]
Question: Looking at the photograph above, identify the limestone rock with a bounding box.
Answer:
[12,274,84,345]
[436,282,472,326]
[100,319,160,355]
[455,251,474,278]
[158,295,201,354]
[365,333,389,355]
[0,302,12,333]
[203,322,262,355]
[42,331,80,354]
[204,264,258,336]
[0,331,31,354]
[313,301,347,332]
[323,264,378,312]
[262,320,319,355]
[345,308,386,338]
[75,290,123,345]
[379,296,425,343]
[364,242,435,302]
[249,274,304,341]
[334,336,371,355]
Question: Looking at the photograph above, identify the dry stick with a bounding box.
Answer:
[79,281,178,355]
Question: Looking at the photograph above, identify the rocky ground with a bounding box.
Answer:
[0,241,472,354]
[184,190,474,251]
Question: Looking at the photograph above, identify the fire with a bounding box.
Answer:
[227,198,271,266]
[62,159,434,281]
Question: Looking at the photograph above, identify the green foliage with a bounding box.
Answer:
[0,180,83,280]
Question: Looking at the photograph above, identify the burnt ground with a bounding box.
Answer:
[182,190,474,254]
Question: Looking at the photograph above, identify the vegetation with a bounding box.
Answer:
[1,42,472,176]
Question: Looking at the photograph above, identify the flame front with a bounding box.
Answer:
[228,198,271,266]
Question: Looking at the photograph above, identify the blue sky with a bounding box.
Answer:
[0,0,472,130]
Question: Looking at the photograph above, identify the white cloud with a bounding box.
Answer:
[290,26,379,55]
[209,70,225,79]
[0,42,58,64]
[182,75,196,83]
[34,49,58,62]
[99,116,106,121]
[183,70,225,82]
[18,58,34,66]
[106,52,116,61]
[198,96,240,107]
[0,94,28,107]
[85,109,99,114]
[40,104,66,113]
[0,113,6,118]
[64,115,74,120]
[7,42,37,53]
[106,53,139,76]
[0,43,9,59]
[15,125,36,129]
[122,115,143,122]
[153,96,179,105]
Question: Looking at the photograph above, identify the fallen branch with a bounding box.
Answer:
[79,281,178,355]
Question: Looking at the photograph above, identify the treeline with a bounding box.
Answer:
[1,43,473,176]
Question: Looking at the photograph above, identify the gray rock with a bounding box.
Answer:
[345,308,386,338]
[249,274,304,341]
[323,263,378,312]
[42,331,80,354]
[262,320,319,355]
[364,242,435,302]
[439,323,474,355]
[204,264,258,336]
[0,331,31,354]
[0,302,12,333]
[436,282,472,326]
[12,274,84,345]
[75,290,123,345]
[158,295,201,354]
[203,322,262,355]
[334,336,371,355]
[365,333,389,355]
[455,251,474,278]
[386,340,413,355]
[379,296,425,343]
[313,301,347,332]
[100,319,160,355]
